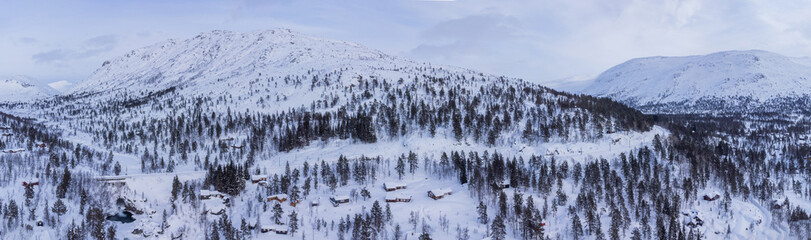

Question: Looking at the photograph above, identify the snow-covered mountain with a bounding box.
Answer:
[585,50,811,113]
[0,75,59,102]
[70,29,411,95]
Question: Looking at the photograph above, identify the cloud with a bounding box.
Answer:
[19,37,37,44]
[32,49,72,63]
[32,35,118,63]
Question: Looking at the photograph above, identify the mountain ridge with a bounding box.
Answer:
[584,50,811,113]
[0,75,59,102]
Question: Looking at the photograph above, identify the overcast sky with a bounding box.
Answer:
[2,0,811,90]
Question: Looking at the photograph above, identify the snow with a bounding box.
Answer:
[0,75,58,102]
[584,50,811,107]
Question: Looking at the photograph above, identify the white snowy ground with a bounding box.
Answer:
[105,126,670,239]
[1,115,800,239]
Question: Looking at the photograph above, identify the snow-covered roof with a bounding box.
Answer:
[384,182,405,188]
[333,195,350,201]
[201,190,224,196]
[251,175,267,180]
[269,194,288,199]
[430,188,452,195]
[386,193,411,200]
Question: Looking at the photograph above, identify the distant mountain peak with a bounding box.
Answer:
[0,75,59,102]
[584,50,811,113]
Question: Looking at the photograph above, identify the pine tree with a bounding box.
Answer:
[56,167,71,198]
[477,201,488,224]
[408,151,418,174]
[371,200,384,230]
[491,215,506,240]
[171,176,182,201]
[114,161,121,175]
[572,212,584,240]
[272,203,284,224]
[52,199,67,218]
[394,224,403,240]
[289,210,299,234]
[396,157,406,179]
[453,112,464,141]
[631,228,642,240]
[107,226,116,240]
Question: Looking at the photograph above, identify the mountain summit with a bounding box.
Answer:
[69,29,403,94]
[0,75,59,102]
[584,50,811,113]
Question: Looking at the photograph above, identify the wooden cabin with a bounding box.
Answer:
[207,205,226,215]
[22,179,39,187]
[493,180,510,189]
[200,190,226,200]
[386,193,412,203]
[311,199,320,207]
[261,226,289,235]
[428,188,452,200]
[250,175,267,183]
[384,182,407,192]
[267,194,288,203]
[330,195,350,207]
[702,194,720,201]
[2,149,25,154]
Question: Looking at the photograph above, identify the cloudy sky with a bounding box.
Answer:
[2,0,811,91]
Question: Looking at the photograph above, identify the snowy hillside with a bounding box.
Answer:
[71,29,415,96]
[2,30,809,240]
[0,75,59,102]
[585,50,811,113]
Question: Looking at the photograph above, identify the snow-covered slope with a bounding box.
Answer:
[0,75,59,102]
[585,50,811,113]
[70,29,410,95]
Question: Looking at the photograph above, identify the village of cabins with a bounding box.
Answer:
[189,175,459,235]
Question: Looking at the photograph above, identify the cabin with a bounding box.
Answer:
[1,133,12,137]
[250,175,267,183]
[261,226,289,234]
[311,198,320,207]
[702,194,720,201]
[207,205,226,215]
[273,228,289,235]
[386,193,412,203]
[2,149,25,154]
[385,193,397,203]
[383,182,407,192]
[267,194,288,203]
[22,179,39,187]
[289,199,301,207]
[428,188,452,200]
[231,145,243,149]
[200,190,226,200]
[493,180,510,189]
[330,195,350,207]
